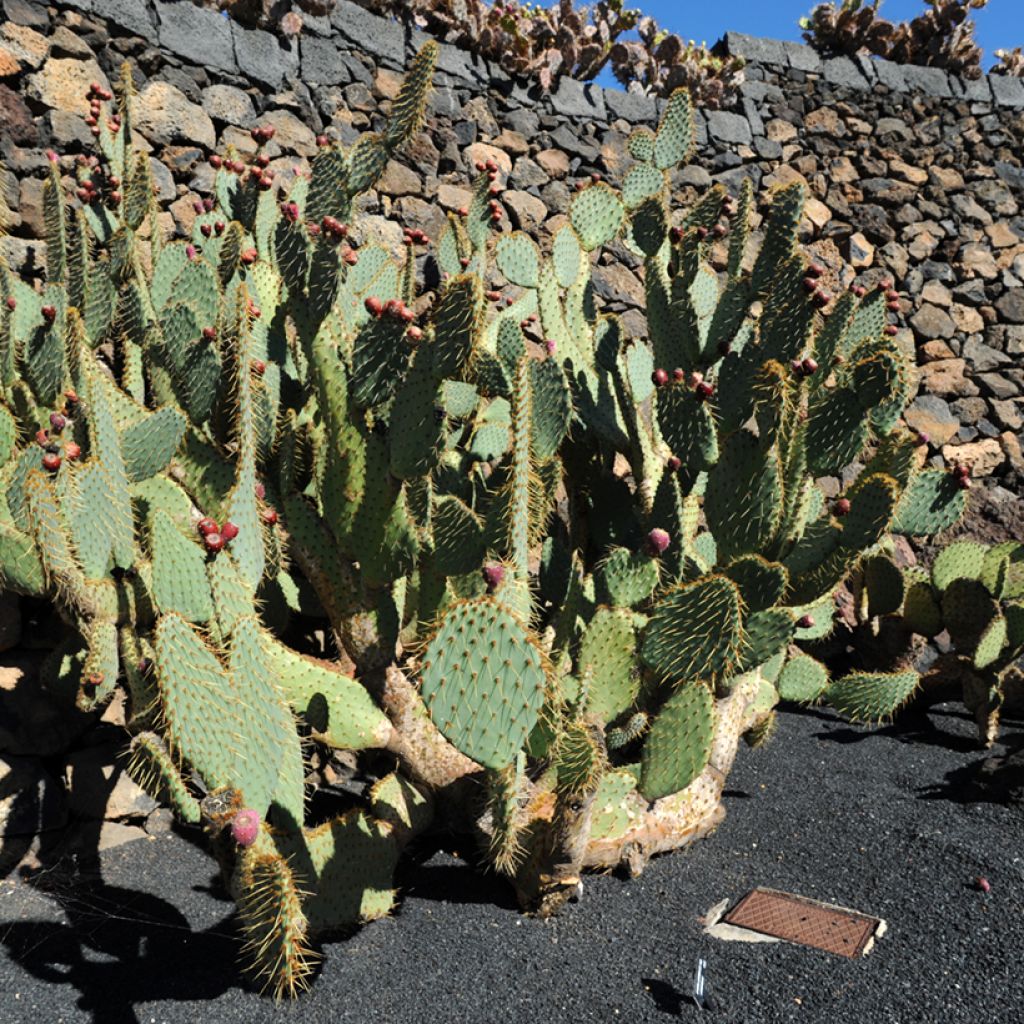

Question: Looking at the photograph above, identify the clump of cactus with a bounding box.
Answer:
[821,541,1024,746]
[992,46,1024,77]
[0,44,965,998]
[801,0,988,79]
[609,18,747,107]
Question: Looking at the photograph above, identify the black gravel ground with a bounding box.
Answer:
[2,703,1022,1024]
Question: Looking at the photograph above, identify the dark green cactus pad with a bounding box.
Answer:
[863,555,905,617]
[890,470,966,537]
[630,194,669,257]
[982,542,1024,599]
[840,475,898,551]
[370,773,433,843]
[751,183,805,295]
[385,40,438,147]
[932,540,987,592]
[529,357,571,461]
[642,575,742,683]
[640,682,714,800]
[578,607,641,724]
[420,598,547,770]
[777,654,830,703]
[805,386,868,478]
[974,614,1007,670]
[704,430,782,562]
[825,669,919,724]
[656,386,719,475]
[623,163,665,210]
[596,547,660,608]
[0,520,46,595]
[432,275,482,380]
[628,126,656,162]
[902,575,943,636]
[389,345,443,480]
[723,556,788,612]
[941,577,997,650]
[150,509,214,624]
[736,609,795,673]
[431,495,486,577]
[350,316,410,410]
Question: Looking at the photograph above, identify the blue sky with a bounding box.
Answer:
[571,0,1019,71]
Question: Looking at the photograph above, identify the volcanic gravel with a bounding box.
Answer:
[2,702,1022,1024]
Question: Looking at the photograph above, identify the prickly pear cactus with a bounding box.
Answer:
[0,46,965,997]
[827,539,1024,746]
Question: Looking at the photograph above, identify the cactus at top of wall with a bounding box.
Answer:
[0,42,965,997]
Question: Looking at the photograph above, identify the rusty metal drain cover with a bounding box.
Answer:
[723,888,883,958]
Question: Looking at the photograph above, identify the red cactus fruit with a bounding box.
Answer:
[545,338,557,356]
[812,291,831,308]
[5,296,15,310]
[197,517,218,536]
[651,368,669,387]
[251,359,266,376]
[807,263,825,278]
[803,277,819,293]
[262,507,279,526]
[231,809,261,847]
[316,134,330,147]
[203,532,225,553]
[646,528,671,557]
[240,248,257,264]
[407,325,423,342]
[50,412,67,432]
[667,455,682,471]
[64,441,81,461]
[202,326,217,341]
[695,381,715,401]
[35,429,49,447]
[834,498,851,516]
[42,451,62,472]
[975,876,991,893]
[364,296,383,318]
[672,368,685,383]
[482,563,505,591]
[255,482,266,500]
[797,614,815,629]
[41,305,56,323]
[802,358,819,375]
[209,154,223,169]
[696,226,709,239]
[220,521,239,542]
[885,324,898,336]
[200,223,212,237]
[457,206,469,217]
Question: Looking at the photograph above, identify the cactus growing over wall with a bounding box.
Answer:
[0,44,965,997]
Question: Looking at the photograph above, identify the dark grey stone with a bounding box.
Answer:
[963,338,1009,372]
[990,74,1024,108]
[548,78,606,121]
[678,165,712,189]
[100,0,157,41]
[435,42,485,84]
[549,123,599,162]
[712,165,762,193]
[331,0,404,67]
[996,289,1024,324]
[338,53,373,86]
[754,136,783,160]
[722,32,785,66]
[873,59,908,91]
[921,260,956,283]
[855,55,877,83]
[978,373,1019,400]
[823,56,869,91]
[783,40,822,73]
[950,72,992,103]
[429,86,461,120]
[742,98,764,137]
[604,89,658,124]
[156,2,232,68]
[505,108,540,138]
[232,23,298,90]
[705,110,752,146]
[202,83,256,127]
[4,0,47,25]
[302,35,348,86]
[901,64,951,98]
[60,0,93,11]
[300,14,332,36]
[739,81,784,104]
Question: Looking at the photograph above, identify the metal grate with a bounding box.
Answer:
[723,888,881,958]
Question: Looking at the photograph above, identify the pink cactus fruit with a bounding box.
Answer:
[646,528,671,557]
[231,809,261,847]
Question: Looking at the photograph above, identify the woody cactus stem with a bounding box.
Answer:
[0,42,964,997]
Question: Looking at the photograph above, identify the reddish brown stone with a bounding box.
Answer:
[0,84,37,145]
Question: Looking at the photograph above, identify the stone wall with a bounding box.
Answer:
[1,0,1022,509]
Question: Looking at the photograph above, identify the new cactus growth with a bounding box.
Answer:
[0,45,965,998]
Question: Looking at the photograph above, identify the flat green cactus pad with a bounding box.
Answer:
[825,669,919,724]
[932,540,987,593]
[420,598,547,769]
[578,607,641,724]
[589,769,643,842]
[640,682,714,801]
[642,575,742,683]
[777,655,830,703]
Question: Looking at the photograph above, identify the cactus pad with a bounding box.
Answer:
[640,683,714,800]
[420,598,547,769]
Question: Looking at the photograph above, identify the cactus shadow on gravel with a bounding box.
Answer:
[1,849,244,1024]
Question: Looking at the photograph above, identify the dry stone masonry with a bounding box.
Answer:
[1,0,1022,512]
